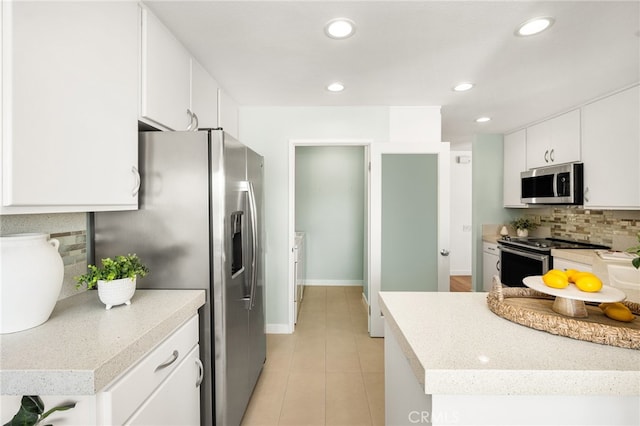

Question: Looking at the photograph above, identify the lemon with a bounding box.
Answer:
[598,302,616,311]
[542,270,569,289]
[602,303,635,322]
[565,269,579,282]
[599,302,629,311]
[547,269,568,278]
[569,271,594,284]
[574,274,603,292]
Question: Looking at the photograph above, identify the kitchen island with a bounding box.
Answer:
[380,291,640,426]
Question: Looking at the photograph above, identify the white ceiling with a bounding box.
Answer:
[145,1,640,148]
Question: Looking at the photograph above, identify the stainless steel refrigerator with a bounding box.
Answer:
[91,129,266,426]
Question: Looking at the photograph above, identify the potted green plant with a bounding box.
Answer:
[510,217,538,237]
[75,254,149,310]
[626,232,640,269]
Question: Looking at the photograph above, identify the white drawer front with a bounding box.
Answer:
[125,345,202,426]
[100,315,199,425]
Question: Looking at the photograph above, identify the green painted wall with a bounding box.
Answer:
[295,146,365,284]
[238,106,389,330]
[471,134,517,291]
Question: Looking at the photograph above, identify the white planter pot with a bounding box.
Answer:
[516,228,529,237]
[98,277,136,310]
[0,233,64,333]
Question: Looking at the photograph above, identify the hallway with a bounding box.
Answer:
[241,286,384,426]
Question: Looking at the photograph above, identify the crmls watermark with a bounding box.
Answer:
[408,410,460,424]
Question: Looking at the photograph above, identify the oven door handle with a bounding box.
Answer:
[498,245,550,262]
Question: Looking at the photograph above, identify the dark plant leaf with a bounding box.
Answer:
[3,396,76,426]
[3,407,38,426]
[22,396,44,416]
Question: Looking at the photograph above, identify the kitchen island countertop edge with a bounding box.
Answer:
[379,291,640,396]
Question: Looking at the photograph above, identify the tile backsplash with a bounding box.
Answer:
[0,213,88,300]
[519,208,640,250]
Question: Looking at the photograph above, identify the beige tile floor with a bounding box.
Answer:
[241,286,384,426]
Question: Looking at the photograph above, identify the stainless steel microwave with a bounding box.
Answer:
[520,162,583,205]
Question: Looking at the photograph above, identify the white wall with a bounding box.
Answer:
[238,106,441,333]
[449,151,472,275]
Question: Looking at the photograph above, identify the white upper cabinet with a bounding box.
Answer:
[140,7,192,131]
[218,89,240,139]
[191,60,220,129]
[1,1,139,214]
[581,85,640,209]
[526,109,581,169]
[503,129,527,208]
[140,7,219,131]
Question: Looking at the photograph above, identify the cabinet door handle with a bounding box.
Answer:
[550,149,555,162]
[544,150,549,163]
[496,260,500,272]
[191,112,199,131]
[195,358,204,387]
[186,109,195,131]
[131,166,141,197]
[584,186,590,203]
[155,350,179,372]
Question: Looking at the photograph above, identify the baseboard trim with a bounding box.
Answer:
[450,271,472,276]
[266,323,293,334]
[303,280,363,286]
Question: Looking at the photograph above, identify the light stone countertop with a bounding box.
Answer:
[379,291,640,396]
[0,289,205,395]
[551,248,600,265]
[482,235,501,244]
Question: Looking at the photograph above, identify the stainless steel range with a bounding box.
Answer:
[497,237,610,287]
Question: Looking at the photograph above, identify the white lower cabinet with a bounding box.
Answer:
[293,232,305,323]
[100,315,201,425]
[482,242,500,291]
[553,258,592,273]
[1,315,202,426]
[125,345,202,426]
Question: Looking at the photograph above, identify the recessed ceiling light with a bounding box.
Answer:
[327,82,345,92]
[324,18,356,39]
[475,117,491,123]
[515,17,555,36]
[453,82,474,92]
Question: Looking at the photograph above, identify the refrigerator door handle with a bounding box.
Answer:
[247,180,259,310]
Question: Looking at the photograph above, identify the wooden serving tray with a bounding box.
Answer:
[486,281,640,350]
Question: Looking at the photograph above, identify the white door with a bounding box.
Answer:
[369,143,450,337]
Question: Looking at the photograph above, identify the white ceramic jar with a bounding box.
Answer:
[0,233,64,333]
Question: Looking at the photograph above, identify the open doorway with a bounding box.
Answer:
[449,151,473,292]
[289,140,371,330]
